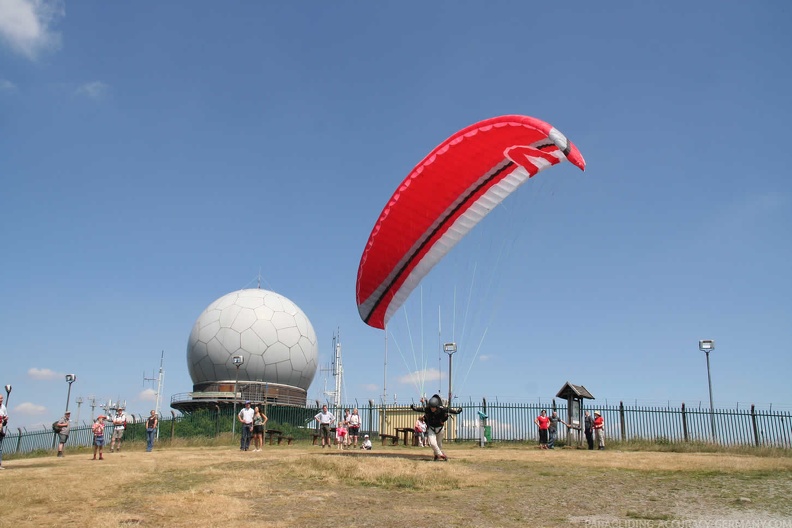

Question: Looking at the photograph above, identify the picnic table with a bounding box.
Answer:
[395,427,415,446]
[265,429,293,445]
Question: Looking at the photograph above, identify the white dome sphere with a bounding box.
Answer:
[187,289,318,391]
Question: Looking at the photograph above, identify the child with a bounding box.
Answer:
[335,423,348,450]
[360,434,372,450]
[92,415,106,460]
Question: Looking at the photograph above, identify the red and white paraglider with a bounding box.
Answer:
[356,115,586,330]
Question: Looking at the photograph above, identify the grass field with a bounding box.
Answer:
[1,439,791,527]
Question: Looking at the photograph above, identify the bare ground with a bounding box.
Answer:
[1,442,791,527]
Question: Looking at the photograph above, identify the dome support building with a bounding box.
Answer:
[171,289,319,412]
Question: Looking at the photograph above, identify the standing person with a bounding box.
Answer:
[414,416,427,447]
[145,410,158,452]
[348,408,362,448]
[410,394,462,461]
[534,409,550,449]
[314,404,335,448]
[238,401,255,451]
[584,411,595,450]
[110,407,127,453]
[251,406,268,451]
[547,411,569,450]
[341,409,352,447]
[593,410,605,450]
[92,415,107,460]
[56,410,71,457]
[0,394,8,470]
[335,421,347,450]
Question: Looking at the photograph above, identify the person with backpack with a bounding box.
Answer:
[55,410,71,457]
[110,407,127,453]
[410,394,462,461]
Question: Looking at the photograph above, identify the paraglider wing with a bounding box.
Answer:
[356,115,586,330]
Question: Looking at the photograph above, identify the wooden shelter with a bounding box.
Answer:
[556,382,595,447]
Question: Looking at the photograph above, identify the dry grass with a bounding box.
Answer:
[1,441,791,527]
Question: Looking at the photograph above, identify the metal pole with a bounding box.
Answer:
[232,366,240,436]
[65,382,73,413]
[447,352,453,407]
[705,350,716,441]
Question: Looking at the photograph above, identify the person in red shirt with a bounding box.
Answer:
[534,409,550,449]
[593,410,605,450]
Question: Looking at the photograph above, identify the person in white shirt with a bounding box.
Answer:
[348,408,362,448]
[0,394,8,469]
[110,407,127,453]
[238,401,255,451]
[360,434,372,450]
[314,405,335,448]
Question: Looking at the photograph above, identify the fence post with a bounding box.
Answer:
[750,404,759,447]
[170,410,176,441]
[15,427,22,453]
[619,401,626,442]
[215,405,220,437]
[681,402,688,442]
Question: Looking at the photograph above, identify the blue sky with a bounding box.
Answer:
[2,1,790,429]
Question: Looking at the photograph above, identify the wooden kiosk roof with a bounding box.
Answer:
[556,382,595,400]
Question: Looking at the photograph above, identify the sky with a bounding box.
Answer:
[1,1,791,430]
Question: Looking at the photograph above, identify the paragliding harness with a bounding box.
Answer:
[52,421,63,433]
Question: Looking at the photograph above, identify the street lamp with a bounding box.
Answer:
[64,374,76,413]
[443,342,457,406]
[231,355,244,435]
[4,385,11,407]
[698,340,716,441]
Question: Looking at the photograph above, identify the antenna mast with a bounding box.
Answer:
[320,330,344,409]
[143,351,165,438]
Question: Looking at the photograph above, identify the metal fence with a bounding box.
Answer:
[2,400,790,455]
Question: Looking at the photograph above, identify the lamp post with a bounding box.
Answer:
[64,374,76,413]
[231,355,244,435]
[443,343,457,406]
[4,385,11,408]
[698,340,716,441]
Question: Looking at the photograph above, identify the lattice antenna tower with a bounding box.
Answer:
[320,330,344,409]
[143,351,165,437]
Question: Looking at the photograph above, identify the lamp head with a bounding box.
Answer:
[443,342,457,354]
[65,374,76,383]
[698,340,715,353]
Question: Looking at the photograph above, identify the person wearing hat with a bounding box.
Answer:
[360,434,372,450]
[410,394,462,461]
[238,401,255,451]
[91,415,108,460]
[55,410,71,457]
[110,406,128,453]
[592,410,605,450]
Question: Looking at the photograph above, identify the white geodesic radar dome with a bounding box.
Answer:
[187,289,318,390]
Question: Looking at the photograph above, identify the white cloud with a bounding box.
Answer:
[138,388,157,402]
[0,0,64,60]
[479,354,492,362]
[397,368,441,385]
[361,383,378,392]
[0,78,17,93]
[28,367,61,380]
[13,401,47,416]
[75,81,108,99]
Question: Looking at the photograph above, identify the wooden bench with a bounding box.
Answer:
[277,436,294,446]
[379,434,399,446]
[265,429,283,445]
